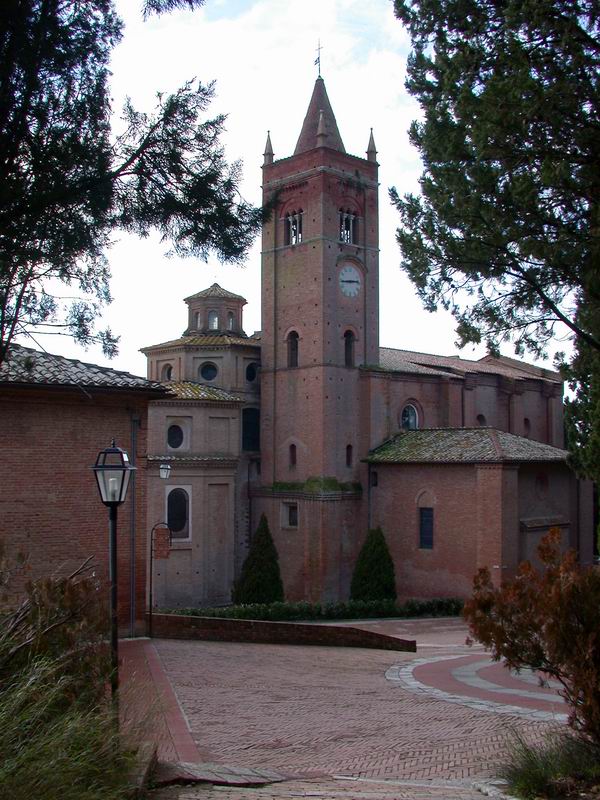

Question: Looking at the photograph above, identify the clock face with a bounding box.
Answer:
[339,264,362,297]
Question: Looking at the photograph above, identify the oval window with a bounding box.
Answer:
[246,363,258,382]
[167,424,184,449]
[200,362,218,381]
[167,488,188,536]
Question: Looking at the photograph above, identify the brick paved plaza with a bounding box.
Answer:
[141,618,566,800]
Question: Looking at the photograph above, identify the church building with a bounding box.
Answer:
[142,78,594,609]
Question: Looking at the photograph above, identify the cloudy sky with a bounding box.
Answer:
[21,0,513,377]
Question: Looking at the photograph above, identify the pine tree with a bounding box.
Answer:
[0,0,262,364]
[350,528,397,602]
[391,0,600,360]
[232,514,284,605]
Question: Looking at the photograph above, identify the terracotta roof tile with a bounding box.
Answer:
[0,344,165,393]
[184,283,245,302]
[141,333,259,352]
[366,427,567,464]
[162,381,242,402]
[378,347,561,383]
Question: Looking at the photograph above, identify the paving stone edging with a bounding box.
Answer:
[386,655,568,722]
[148,613,416,651]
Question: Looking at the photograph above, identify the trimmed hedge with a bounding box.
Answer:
[163,597,464,621]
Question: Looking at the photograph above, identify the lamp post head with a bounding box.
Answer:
[159,463,172,480]
[93,440,136,506]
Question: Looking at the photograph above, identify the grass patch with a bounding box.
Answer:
[163,596,463,621]
[501,730,600,799]
[0,657,134,800]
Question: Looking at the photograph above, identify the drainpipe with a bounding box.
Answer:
[129,412,141,638]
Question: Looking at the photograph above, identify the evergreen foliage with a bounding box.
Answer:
[0,0,263,364]
[232,514,284,605]
[350,527,397,602]
[391,0,600,361]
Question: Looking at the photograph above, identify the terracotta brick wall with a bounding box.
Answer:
[0,387,151,631]
[148,612,416,652]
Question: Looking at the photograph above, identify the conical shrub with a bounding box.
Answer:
[350,527,396,602]
[232,514,284,604]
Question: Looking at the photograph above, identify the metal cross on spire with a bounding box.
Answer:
[314,39,323,77]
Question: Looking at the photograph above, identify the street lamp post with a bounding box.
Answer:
[92,440,136,714]
[148,462,172,638]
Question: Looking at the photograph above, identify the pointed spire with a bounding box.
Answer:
[263,130,273,165]
[367,128,377,162]
[294,77,345,155]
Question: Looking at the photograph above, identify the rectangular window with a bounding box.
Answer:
[419,507,434,549]
[282,501,298,529]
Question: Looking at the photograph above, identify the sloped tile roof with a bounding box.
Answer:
[0,344,165,393]
[377,349,455,376]
[141,333,259,352]
[162,381,242,402]
[184,283,245,302]
[378,347,561,383]
[366,427,568,464]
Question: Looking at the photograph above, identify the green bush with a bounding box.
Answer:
[167,596,464,621]
[500,729,600,799]
[350,527,397,602]
[232,514,284,605]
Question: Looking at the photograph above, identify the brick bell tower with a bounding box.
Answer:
[254,77,379,602]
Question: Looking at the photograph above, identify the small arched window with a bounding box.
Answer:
[284,209,303,245]
[401,404,418,430]
[161,363,173,381]
[227,311,235,330]
[195,311,201,329]
[344,330,355,368]
[167,488,189,540]
[524,418,531,437]
[289,443,297,467]
[476,414,487,427]
[287,331,299,368]
[208,310,219,330]
[346,444,353,467]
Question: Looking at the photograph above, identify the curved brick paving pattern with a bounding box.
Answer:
[147,618,567,799]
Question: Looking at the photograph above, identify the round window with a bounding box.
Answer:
[200,362,218,381]
[246,363,258,382]
[167,424,184,449]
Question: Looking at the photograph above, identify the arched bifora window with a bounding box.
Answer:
[167,488,189,540]
[339,208,357,244]
[344,330,355,368]
[284,209,303,245]
[401,404,419,430]
[208,310,219,330]
[287,331,299,368]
